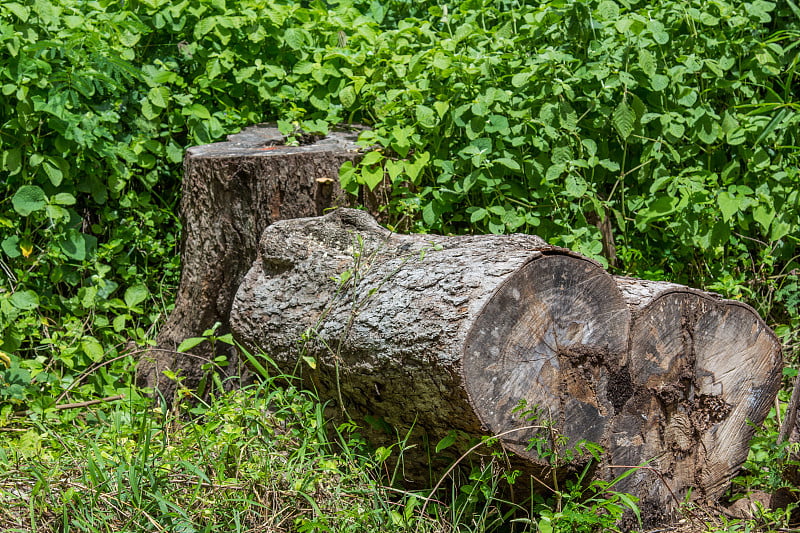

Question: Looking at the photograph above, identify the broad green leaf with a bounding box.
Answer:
[166,141,184,164]
[120,31,141,47]
[59,230,96,261]
[1,236,21,258]
[502,209,525,230]
[471,101,488,117]
[51,192,75,205]
[599,159,620,172]
[696,115,719,144]
[4,148,21,175]
[216,333,234,345]
[565,175,588,198]
[3,3,30,21]
[668,121,685,139]
[638,49,656,76]
[416,104,436,128]
[148,86,168,108]
[360,165,384,191]
[385,159,403,182]
[46,205,70,222]
[677,88,698,107]
[488,218,505,234]
[284,28,304,50]
[435,433,457,453]
[494,158,520,170]
[338,161,358,194]
[648,20,669,44]
[361,151,383,166]
[186,103,211,119]
[752,204,775,233]
[650,74,669,91]
[33,0,59,25]
[422,202,435,226]
[113,314,129,332]
[717,191,740,222]
[12,186,47,216]
[404,152,429,184]
[433,101,449,118]
[195,17,216,39]
[545,163,566,181]
[10,290,39,310]
[613,100,635,140]
[432,53,450,70]
[511,71,531,87]
[582,139,597,156]
[124,284,149,308]
[596,0,620,20]
[770,218,791,241]
[178,337,206,353]
[649,175,671,193]
[638,196,679,225]
[141,99,159,120]
[339,85,356,108]
[81,286,98,308]
[81,337,105,363]
[470,207,488,223]
[486,115,510,134]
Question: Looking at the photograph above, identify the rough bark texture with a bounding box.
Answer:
[229,209,782,527]
[138,124,365,397]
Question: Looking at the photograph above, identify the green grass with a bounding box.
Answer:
[0,372,516,533]
[1,368,796,533]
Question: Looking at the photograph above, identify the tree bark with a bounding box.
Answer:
[137,124,365,398]
[229,209,782,525]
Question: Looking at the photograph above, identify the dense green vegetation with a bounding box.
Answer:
[1,0,799,530]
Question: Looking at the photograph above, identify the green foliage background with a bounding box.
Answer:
[1,0,799,413]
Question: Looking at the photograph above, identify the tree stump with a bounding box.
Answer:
[138,124,365,397]
[229,208,782,525]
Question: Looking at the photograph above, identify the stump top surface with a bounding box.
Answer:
[186,123,366,159]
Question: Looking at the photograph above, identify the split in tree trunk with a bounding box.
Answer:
[229,209,782,527]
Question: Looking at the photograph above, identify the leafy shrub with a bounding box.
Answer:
[0,0,375,405]
[2,0,798,408]
[339,1,799,288]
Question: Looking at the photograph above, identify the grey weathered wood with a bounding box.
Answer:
[611,278,782,525]
[229,209,782,527]
[137,125,365,397]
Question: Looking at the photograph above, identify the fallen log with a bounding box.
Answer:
[229,208,782,525]
[137,124,365,396]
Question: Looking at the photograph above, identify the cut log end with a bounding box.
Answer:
[463,254,631,467]
[612,290,782,517]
